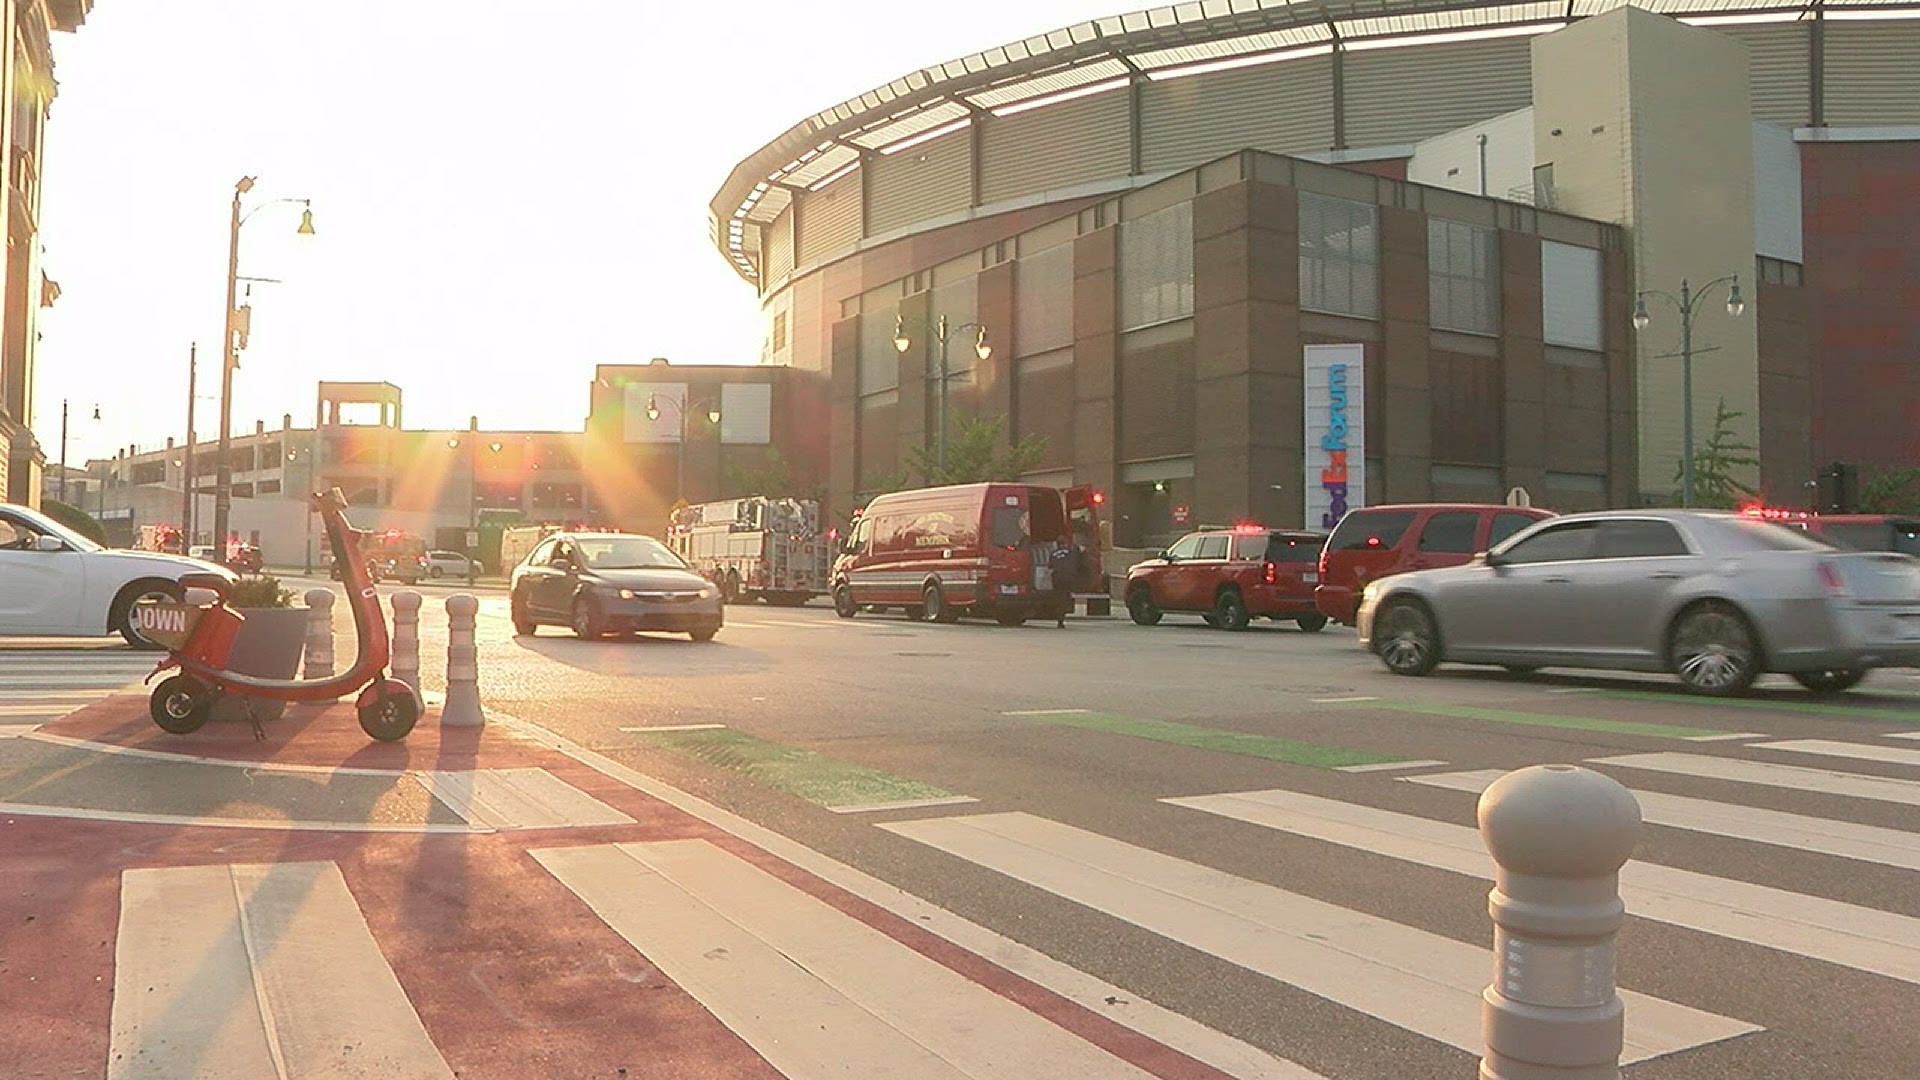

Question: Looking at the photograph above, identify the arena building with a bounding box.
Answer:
[708,0,1919,546]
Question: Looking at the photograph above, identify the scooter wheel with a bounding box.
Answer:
[150,675,212,735]
[358,683,420,742]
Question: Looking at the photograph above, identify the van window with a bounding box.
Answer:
[1166,534,1204,559]
[1265,534,1322,563]
[1195,535,1230,560]
[1488,512,1540,548]
[1235,534,1268,560]
[990,506,1028,549]
[1416,511,1480,553]
[1028,492,1065,543]
[1327,509,1417,552]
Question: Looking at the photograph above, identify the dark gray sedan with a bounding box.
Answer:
[1357,510,1920,695]
[510,532,723,642]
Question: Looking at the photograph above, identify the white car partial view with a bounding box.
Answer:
[425,550,477,578]
[0,503,238,649]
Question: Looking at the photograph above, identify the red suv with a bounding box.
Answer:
[1126,527,1329,631]
[1314,503,1553,625]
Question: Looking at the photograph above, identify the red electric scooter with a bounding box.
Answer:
[142,488,421,741]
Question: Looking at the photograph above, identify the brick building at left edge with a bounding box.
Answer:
[0,0,91,509]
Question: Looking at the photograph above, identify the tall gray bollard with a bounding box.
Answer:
[390,590,422,703]
[302,588,335,679]
[441,594,485,727]
[1478,765,1642,1080]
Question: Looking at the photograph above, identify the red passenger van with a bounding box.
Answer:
[831,483,1104,625]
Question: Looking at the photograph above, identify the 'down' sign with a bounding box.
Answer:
[1303,344,1365,530]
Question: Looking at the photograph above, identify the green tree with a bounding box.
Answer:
[1673,398,1759,509]
[1859,466,1920,515]
[891,415,1049,490]
[723,448,823,502]
[40,498,106,544]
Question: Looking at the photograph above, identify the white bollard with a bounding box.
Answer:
[441,594,485,727]
[390,590,422,703]
[302,588,334,679]
[1478,765,1642,1080]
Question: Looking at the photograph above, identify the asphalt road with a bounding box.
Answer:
[250,580,1913,1080]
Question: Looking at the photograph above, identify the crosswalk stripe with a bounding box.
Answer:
[533,839,1160,1079]
[1407,769,1920,873]
[0,675,146,688]
[1593,752,1920,807]
[1167,788,1920,986]
[1754,738,1920,768]
[880,811,1755,1063]
[0,723,39,737]
[414,768,634,829]
[1886,731,1920,741]
[110,861,452,1079]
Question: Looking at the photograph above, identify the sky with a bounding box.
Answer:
[31,0,1133,465]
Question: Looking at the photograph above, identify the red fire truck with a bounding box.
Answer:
[668,497,830,606]
[326,528,427,584]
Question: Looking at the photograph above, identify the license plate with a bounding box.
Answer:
[1301,572,1318,584]
[1000,584,1020,595]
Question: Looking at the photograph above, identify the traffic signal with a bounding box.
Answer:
[1815,462,1858,514]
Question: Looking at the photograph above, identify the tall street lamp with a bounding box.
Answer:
[644,391,720,506]
[57,399,98,504]
[1632,274,1744,508]
[449,427,502,585]
[892,314,992,473]
[213,176,314,555]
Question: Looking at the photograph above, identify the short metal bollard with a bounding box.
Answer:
[441,594,485,727]
[302,588,335,679]
[390,590,422,703]
[1478,764,1643,1080]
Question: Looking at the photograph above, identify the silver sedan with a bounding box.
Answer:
[1356,510,1920,695]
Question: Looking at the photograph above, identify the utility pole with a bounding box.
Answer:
[57,400,67,503]
[183,343,197,546]
[213,182,244,554]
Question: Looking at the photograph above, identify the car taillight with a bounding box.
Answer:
[1817,560,1849,598]
[1264,561,1277,585]
[1318,548,1329,576]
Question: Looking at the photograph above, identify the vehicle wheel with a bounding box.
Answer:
[1792,668,1866,694]
[510,590,537,636]
[833,584,858,619]
[995,611,1028,627]
[114,579,185,650]
[571,596,607,639]
[1201,613,1222,628]
[357,682,419,742]
[149,675,212,734]
[689,626,719,643]
[1295,614,1329,633]
[429,565,444,579]
[1374,598,1442,677]
[1126,589,1162,626]
[922,583,958,624]
[1669,602,1760,696]
[1213,589,1251,631]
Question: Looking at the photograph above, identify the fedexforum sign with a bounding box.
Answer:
[1304,344,1366,529]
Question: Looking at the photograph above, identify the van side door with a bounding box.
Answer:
[1063,486,1105,592]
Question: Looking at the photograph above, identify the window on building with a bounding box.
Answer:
[1300,193,1380,319]
[1540,241,1602,351]
[720,383,773,445]
[131,461,167,485]
[1119,203,1194,331]
[1428,219,1499,335]
[1756,256,1803,287]
[257,479,281,496]
[1015,243,1074,356]
[770,310,788,353]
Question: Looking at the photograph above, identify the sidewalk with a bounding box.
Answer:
[0,695,1271,1079]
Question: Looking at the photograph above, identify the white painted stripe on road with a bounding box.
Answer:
[1333,759,1448,773]
[0,800,487,833]
[759,619,834,629]
[0,723,39,737]
[1408,769,1920,873]
[620,723,726,733]
[1002,708,1091,716]
[1310,696,1378,704]
[0,703,74,715]
[534,840,1153,1079]
[1595,752,1920,808]
[1168,788,1920,986]
[1545,687,1600,694]
[22,731,410,775]
[829,794,981,815]
[1683,733,1768,742]
[416,768,634,830]
[1885,731,1920,741]
[0,675,145,687]
[109,861,453,1080]
[882,811,1754,1063]
[490,712,1309,1080]
[1755,738,1920,768]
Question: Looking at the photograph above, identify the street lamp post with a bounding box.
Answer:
[212,176,314,558]
[449,426,501,586]
[891,314,992,473]
[1632,274,1745,508]
[644,392,720,505]
[57,399,98,504]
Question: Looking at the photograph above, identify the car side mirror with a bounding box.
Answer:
[1481,549,1506,568]
[35,535,65,553]
[551,557,573,573]
[1157,550,1173,561]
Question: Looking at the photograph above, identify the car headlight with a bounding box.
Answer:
[617,588,636,600]
[698,585,720,599]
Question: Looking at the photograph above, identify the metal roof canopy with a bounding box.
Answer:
[711,0,1910,280]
